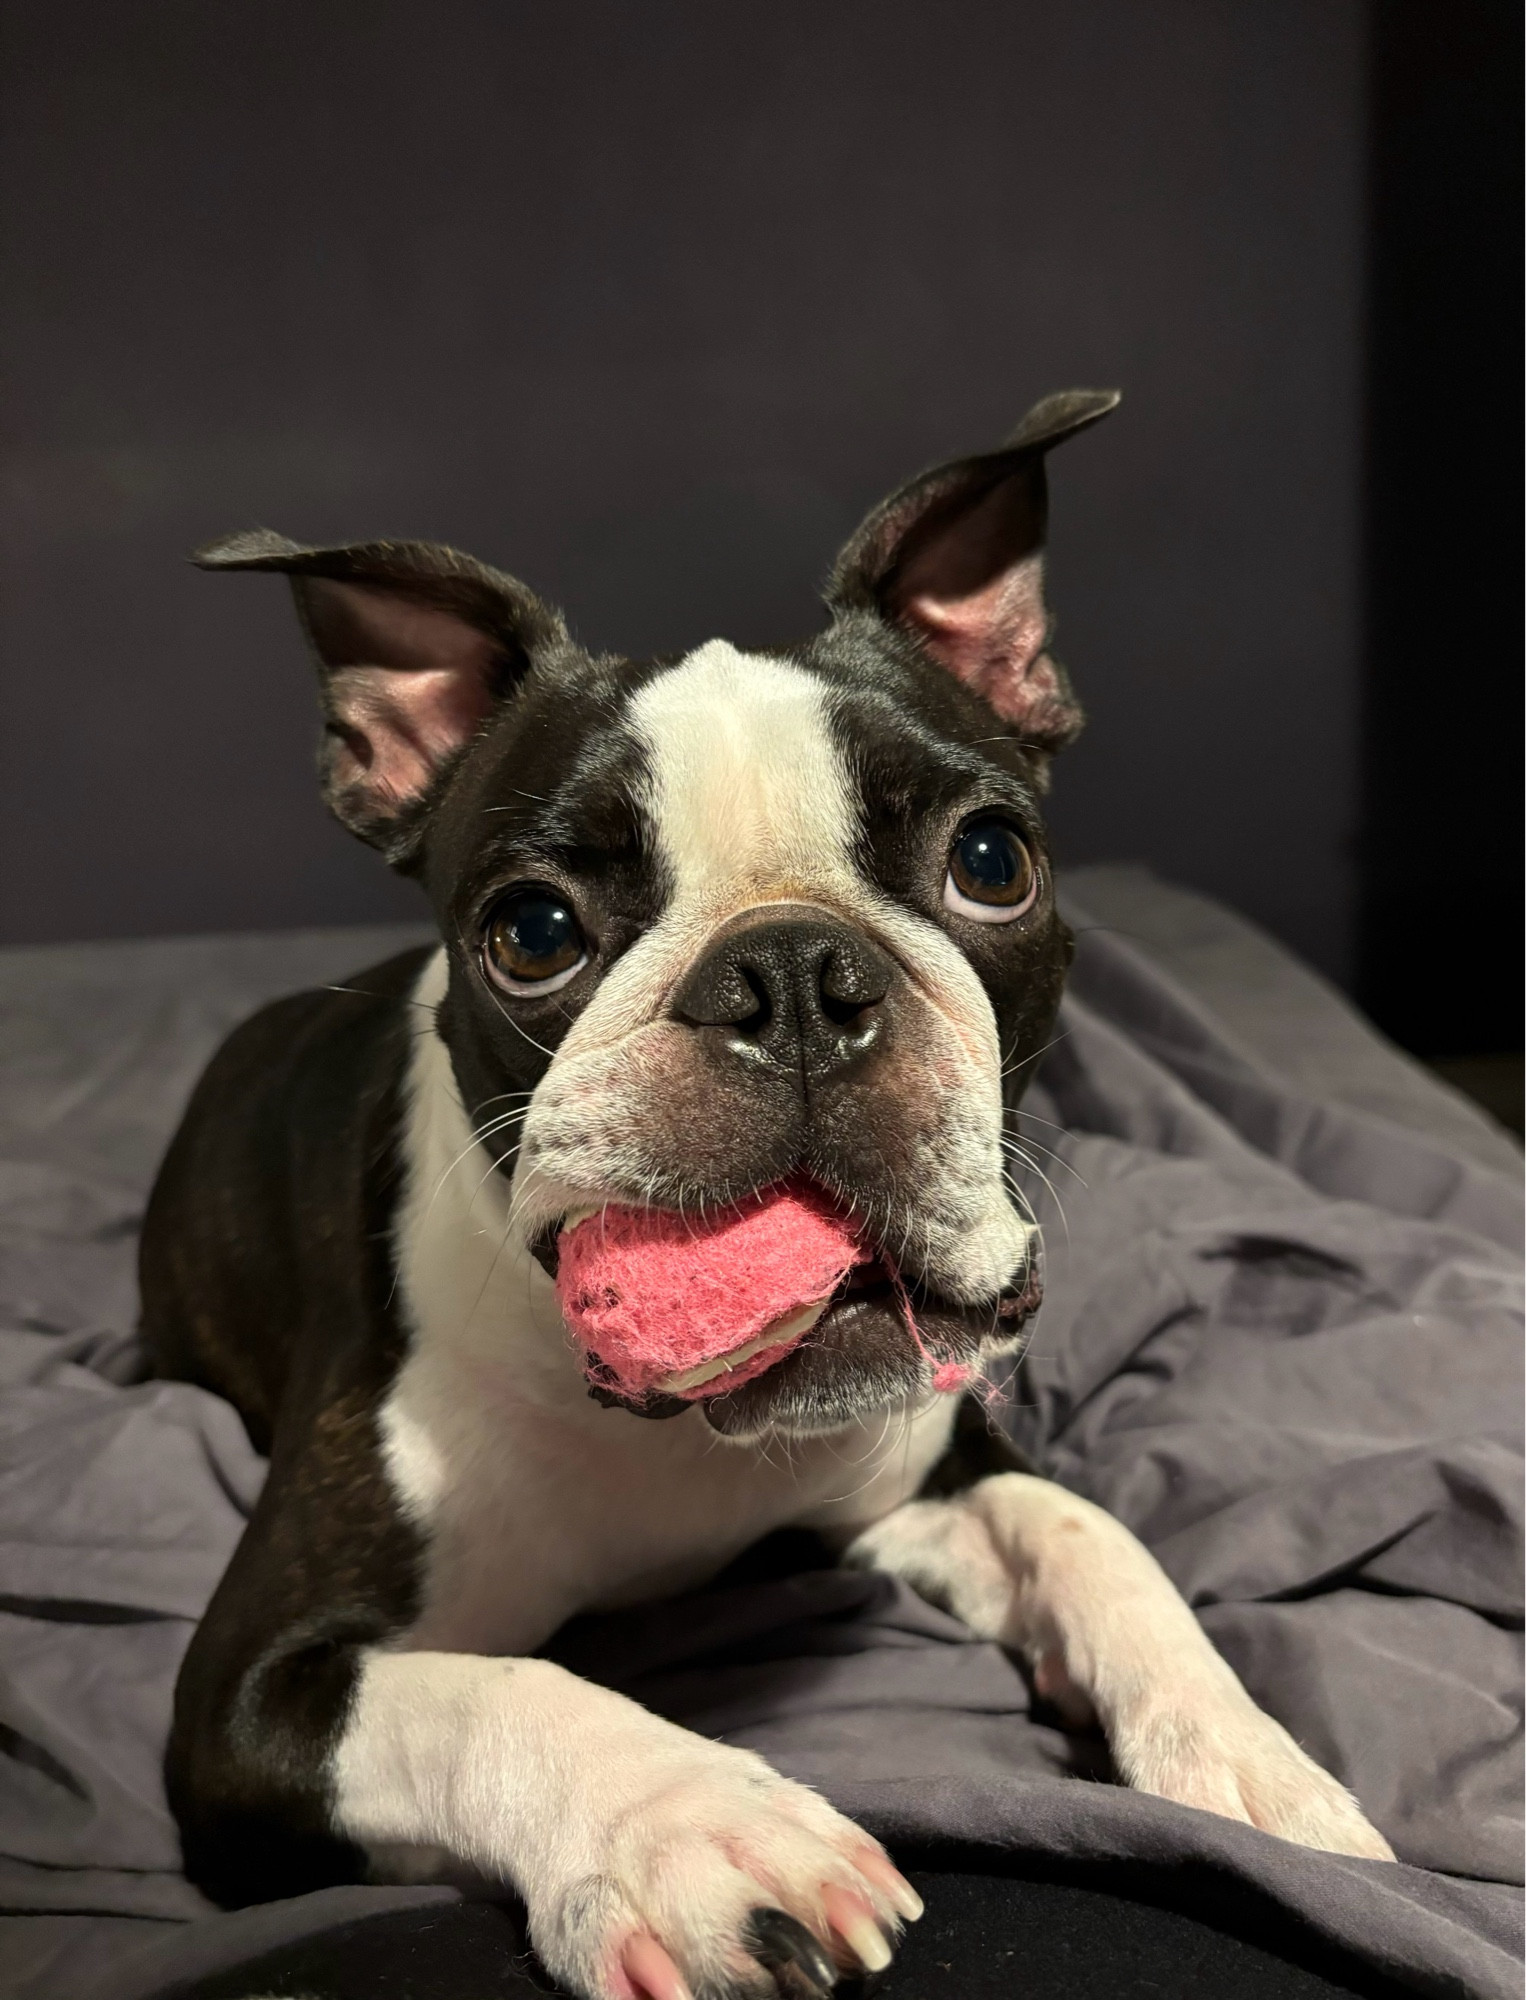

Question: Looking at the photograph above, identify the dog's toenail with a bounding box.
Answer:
[854,1846,924,1922]
[745,1906,838,1996]
[820,1885,892,1974]
[620,1931,694,2000]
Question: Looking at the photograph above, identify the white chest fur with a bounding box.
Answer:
[381,952,955,1658]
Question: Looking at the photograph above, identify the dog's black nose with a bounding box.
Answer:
[673,911,894,1082]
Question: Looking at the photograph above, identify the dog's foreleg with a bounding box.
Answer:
[334,1649,922,2000]
[844,1472,1393,1861]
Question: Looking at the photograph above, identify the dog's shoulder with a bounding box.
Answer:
[159,942,434,1138]
[140,943,436,1439]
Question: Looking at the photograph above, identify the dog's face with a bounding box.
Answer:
[431,624,1065,1436]
[201,389,1116,1437]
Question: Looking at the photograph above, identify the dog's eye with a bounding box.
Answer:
[483,889,588,995]
[943,821,1038,924]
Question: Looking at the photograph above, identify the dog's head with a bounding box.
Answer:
[200,389,1116,1437]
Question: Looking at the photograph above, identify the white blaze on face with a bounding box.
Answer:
[513,639,1035,1303]
[631,640,863,914]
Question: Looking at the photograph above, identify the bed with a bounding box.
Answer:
[0,866,1519,1999]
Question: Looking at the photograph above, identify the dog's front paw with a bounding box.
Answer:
[1112,1689,1394,1863]
[532,1736,921,2000]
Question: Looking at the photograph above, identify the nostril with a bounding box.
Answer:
[674,958,772,1034]
[819,984,875,1028]
[730,966,771,1035]
[818,943,892,1024]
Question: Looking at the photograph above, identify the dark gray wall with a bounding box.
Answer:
[0,1,1365,978]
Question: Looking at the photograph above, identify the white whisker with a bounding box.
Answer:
[1001,1131,1088,1190]
[1003,1149,1070,1244]
[1001,1028,1069,1081]
[322,983,441,1017]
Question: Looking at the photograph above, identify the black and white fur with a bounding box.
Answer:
[143,391,1390,2000]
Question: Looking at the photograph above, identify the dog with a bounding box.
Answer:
[142,389,1391,2000]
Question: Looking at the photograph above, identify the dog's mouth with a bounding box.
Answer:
[532,1193,1040,1432]
[647,1259,901,1397]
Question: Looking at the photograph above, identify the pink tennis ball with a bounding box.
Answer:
[555,1181,873,1400]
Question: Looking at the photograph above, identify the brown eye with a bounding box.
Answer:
[483,888,588,994]
[944,821,1038,924]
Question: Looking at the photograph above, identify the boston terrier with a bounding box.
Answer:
[142,390,1391,2000]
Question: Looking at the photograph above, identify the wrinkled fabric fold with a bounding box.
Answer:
[0,880,1518,2000]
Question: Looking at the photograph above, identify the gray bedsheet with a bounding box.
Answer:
[0,867,1519,2000]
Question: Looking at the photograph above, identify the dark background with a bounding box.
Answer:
[0,1,1518,1060]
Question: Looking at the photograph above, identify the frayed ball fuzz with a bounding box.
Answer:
[556,1182,873,1400]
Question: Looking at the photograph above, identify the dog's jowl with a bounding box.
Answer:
[142,391,1391,2000]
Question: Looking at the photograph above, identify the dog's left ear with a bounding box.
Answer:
[827,388,1119,752]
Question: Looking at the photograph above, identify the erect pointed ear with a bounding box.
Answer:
[827,389,1119,754]
[193,530,568,865]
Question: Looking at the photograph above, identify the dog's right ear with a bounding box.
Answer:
[194,530,567,866]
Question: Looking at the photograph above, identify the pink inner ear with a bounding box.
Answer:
[327,662,497,810]
[901,551,1050,724]
[887,469,1073,737]
[307,583,503,811]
